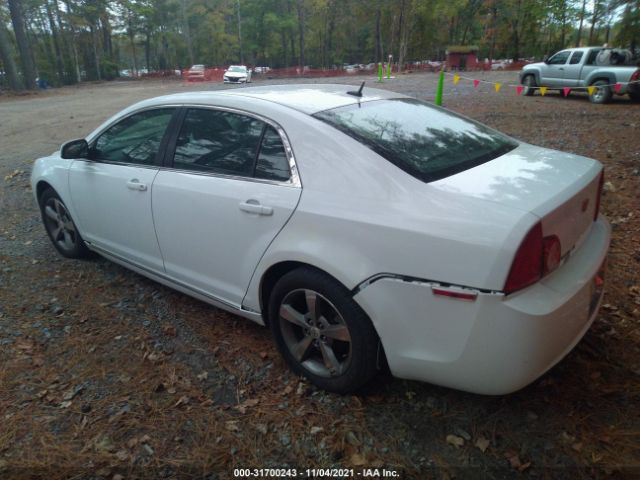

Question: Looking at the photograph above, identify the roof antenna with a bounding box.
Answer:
[347,81,365,97]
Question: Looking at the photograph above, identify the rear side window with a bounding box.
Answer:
[173,109,264,176]
[569,51,584,64]
[314,98,517,183]
[255,126,290,181]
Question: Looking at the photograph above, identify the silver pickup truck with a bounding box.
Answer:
[519,47,640,104]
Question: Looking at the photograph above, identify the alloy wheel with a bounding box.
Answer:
[278,289,352,378]
[43,198,78,252]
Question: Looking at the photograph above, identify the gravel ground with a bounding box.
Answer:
[1,71,639,479]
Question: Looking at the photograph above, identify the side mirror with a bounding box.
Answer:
[61,139,89,159]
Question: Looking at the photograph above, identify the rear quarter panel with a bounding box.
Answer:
[241,115,537,312]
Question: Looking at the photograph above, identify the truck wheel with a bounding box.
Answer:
[522,75,536,96]
[589,80,612,104]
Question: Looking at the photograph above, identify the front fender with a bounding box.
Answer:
[520,67,541,86]
[30,154,75,216]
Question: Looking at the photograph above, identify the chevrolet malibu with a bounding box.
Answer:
[31,85,610,394]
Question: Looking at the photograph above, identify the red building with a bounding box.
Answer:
[446,46,479,71]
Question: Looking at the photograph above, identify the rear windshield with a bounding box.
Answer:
[314,98,518,182]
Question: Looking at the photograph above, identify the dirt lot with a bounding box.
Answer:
[1,72,639,479]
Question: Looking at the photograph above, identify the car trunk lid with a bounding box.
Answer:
[431,142,603,257]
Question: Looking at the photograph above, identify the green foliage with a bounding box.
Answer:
[1,0,638,91]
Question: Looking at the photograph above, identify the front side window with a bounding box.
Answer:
[314,98,517,183]
[547,51,570,65]
[173,109,264,176]
[92,108,174,165]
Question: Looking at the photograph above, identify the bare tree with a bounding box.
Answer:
[7,0,37,89]
[0,18,22,90]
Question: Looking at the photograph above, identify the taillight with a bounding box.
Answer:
[594,169,604,221]
[504,223,543,294]
[631,70,640,82]
[504,223,563,294]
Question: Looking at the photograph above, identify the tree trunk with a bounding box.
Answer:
[576,0,587,46]
[145,30,151,71]
[7,0,37,89]
[280,30,287,67]
[325,2,335,66]
[296,0,305,69]
[488,5,497,63]
[63,0,82,83]
[129,27,138,74]
[237,0,243,64]
[0,20,23,90]
[559,0,567,48]
[180,0,194,65]
[53,0,71,83]
[375,5,382,63]
[45,0,65,83]
[589,3,601,45]
[90,24,101,80]
[101,12,112,58]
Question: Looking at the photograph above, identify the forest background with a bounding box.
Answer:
[0,0,639,91]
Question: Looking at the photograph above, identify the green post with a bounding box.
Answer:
[378,63,383,82]
[435,69,445,106]
[386,61,391,79]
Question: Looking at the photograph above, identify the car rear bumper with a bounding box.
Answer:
[353,217,611,395]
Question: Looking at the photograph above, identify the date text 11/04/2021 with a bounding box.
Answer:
[233,468,401,478]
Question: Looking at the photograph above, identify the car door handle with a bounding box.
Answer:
[558,67,564,70]
[126,179,147,191]
[239,200,273,216]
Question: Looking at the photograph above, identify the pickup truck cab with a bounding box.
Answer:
[520,47,640,104]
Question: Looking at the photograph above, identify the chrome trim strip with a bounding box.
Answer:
[87,243,264,322]
[157,166,299,188]
[352,273,503,296]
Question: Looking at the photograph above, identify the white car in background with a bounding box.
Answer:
[223,65,252,83]
[31,85,609,395]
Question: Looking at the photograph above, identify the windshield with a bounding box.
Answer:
[314,98,518,182]
[228,66,246,73]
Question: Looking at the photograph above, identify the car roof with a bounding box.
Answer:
[142,84,407,115]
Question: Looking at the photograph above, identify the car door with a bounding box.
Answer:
[151,107,301,307]
[563,50,585,87]
[541,50,571,87]
[68,107,177,272]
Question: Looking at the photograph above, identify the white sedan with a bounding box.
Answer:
[223,65,252,84]
[31,85,609,394]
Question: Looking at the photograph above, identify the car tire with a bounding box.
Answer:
[629,90,640,103]
[522,75,536,96]
[589,80,612,104]
[39,188,92,259]
[268,267,380,394]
